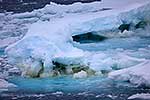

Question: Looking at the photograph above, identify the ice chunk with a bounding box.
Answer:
[108,61,150,87]
[128,93,150,100]
[84,51,146,72]
[73,70,88,79]
[0,79,16,89]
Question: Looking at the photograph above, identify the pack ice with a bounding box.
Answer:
[5,0,150,82]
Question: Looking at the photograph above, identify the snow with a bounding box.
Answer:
[128,93,150,100]
[4,0,150,78]
[109,61,150,87]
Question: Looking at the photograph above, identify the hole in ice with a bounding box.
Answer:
[118,24,130,33]
[135,20,148,29]
[72,32,107,44]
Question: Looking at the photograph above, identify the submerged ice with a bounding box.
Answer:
[3,0,150,87]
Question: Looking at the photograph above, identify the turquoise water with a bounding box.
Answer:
[8,76,117,93]
[0,48,5,56]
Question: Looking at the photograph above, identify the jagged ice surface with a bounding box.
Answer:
[4,0,150,87]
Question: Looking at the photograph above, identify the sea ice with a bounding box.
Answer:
[5,0,150,78]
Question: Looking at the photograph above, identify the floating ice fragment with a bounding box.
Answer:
[73,70,88,79]
[0,79,17,89]
[128,93,150,100]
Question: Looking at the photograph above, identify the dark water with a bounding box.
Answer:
[0,47,5,56]
[0,48,5,56]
